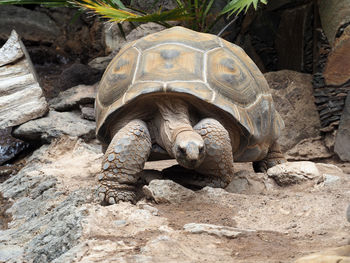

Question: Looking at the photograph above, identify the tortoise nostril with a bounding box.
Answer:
[179,146,186,155]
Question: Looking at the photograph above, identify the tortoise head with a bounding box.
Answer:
[173,130,205,169]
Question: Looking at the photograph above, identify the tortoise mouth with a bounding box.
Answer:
[175,155,204,169]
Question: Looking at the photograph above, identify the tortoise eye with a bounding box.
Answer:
[199,146,204,153]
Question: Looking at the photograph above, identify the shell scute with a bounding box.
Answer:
[134,26,220,52]
[97,47,139,107]
[207,48,259,107]
[123,82,164,103]
[135,44,203,82]
[222,39,270,94]
[166,82,213,102]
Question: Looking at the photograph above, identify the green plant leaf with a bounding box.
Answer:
[220,0,267,17]
[109,0,126,9]
[75,0,189,24]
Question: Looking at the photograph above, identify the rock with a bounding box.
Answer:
[0,165,19,181]
[324,131,336,151]
[88,54,114,71]
[184,223,240,238]
[103,22,134,54]
[0,31,23,66]
[104,22,165,53]
[0,245,23,262]
[334,93,350,161]
[183,223,255,238]
[315,163,343,175]
[322,174,340,185]
[265,70,321,151]
[347,204,350,222]
[294,245,350,263]
[80,105,95,121]
[0,137,101,262]
[0,128,28,165]
[267,161,321,186]
[0,30,48,128]
[0,6,60,43]
[199,186,230,199]
[127,22,166,42]
[286,137,334,161]
[313,163,342,187]
[57,63,102,92]
[49,84,97,111]
[130,0,177,13]
[225,170,275,194]
[143,179,195,204]
[318,0,350,46]
[323,25,350,86]
[13,111,96,143]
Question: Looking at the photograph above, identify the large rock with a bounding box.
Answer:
[143,179,195,204]
[225,170,275,194]
[0,137,102,262]
[183,223,255,238]
[323,25,350,86]
[0,6,60,43]
[56,63,102,92]
[334,93,350,161]
[49,84,97,111]
[104,22,165,54]
[286,136,334,161]
[267,161,321,186]
[13,111,95,143]
[0,30,48,128]
[265,70,321,151]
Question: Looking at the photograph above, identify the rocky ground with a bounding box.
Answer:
[0,136,349,262]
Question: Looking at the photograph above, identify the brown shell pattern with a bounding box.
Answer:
[96,26,284,157]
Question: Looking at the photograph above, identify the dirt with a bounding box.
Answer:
[145,159,350,262]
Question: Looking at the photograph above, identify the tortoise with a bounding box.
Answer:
[95,26,285,205]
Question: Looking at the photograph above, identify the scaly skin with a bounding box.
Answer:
[97,120,151,205]
[193,118,234,188]
[252,141,286,173]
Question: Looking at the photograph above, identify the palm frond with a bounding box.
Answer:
[221,0,267,17]
[74,0,189,23]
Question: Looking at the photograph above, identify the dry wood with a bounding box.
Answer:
[0,30,48,128]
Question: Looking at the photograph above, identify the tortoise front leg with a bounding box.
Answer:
[253,141,286,173]
[97,119,151,205]
[193,118,234,188]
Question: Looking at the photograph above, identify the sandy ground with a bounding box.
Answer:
[145,160,350,262]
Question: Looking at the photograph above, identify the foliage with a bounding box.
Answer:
[0,0,268,33]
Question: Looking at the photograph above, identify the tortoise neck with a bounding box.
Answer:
[156,99,193,155]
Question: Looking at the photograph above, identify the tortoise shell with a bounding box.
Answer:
[95,26,284,161]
